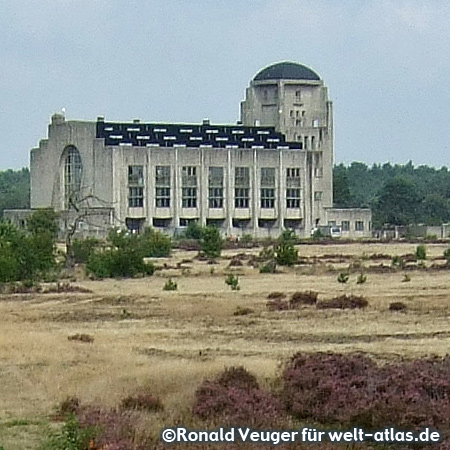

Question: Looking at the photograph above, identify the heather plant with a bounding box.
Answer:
[193,367,283,427]
[289,291,318,307]
[266,298,290,311]
[120,393,163,412]
[281,352,450,430]
[389,301,407,312]
[267,292,286,299]
[316,294,368,309]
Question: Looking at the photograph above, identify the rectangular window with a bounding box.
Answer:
[314,191,323,201]
[355,221,364,231]
[208,167,224,208]
[155,166,171,207]
[341,220,350,231]
[182,166,197,208]
[286,189,300,208]
[235,167,250,208]
[128,165,144,186]
[260,167,275,209]
[128,187,144,207]
[128,165,144,207]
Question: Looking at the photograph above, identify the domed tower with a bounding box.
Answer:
[241,61,334,229]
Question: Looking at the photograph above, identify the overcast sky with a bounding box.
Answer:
[1,0,449,169]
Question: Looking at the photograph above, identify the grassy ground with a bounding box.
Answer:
[0,242,449,448]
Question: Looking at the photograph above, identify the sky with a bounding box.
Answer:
[1,0,450,169]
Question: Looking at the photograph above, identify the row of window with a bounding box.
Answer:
[128,165,311,209]
[129,186,304,209]
[329,221,366,231]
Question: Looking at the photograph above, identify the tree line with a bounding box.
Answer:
[2,163,450,228]
[334,161,450,227]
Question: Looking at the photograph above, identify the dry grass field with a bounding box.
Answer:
[1,242,450,448]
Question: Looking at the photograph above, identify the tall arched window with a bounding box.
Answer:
[64,146,82,208]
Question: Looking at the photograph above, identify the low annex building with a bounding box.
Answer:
[7,62,371,238]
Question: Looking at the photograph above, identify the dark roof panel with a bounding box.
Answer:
[254,61,320,81]
[96,121,302,150]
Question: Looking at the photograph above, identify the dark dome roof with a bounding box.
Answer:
[254,62,320,81]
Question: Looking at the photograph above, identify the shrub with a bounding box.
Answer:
[120,393,163,412]
[282,352,450,429]
[193,367,282,426]
[274,230,298,266]
[282,352,378,425]
[415,244,427,260]
[140,227,171,257]
[290,291,318,307]
[312,228,325,240]
[86,248,154,279]
[76,405,143,449]
[240,234,253,244]
[402,273,411,282]
[356,273,367,284]
[72,237,101,264]
[163,278,178,291]
[337,272,349,283]
[444,248,450,264]
[266,298,290,311]
[259,246,275,261]
[259,260,277,273]
[233,306,254,316]
[267,291,286,299]
[389,301,407,312]
[67,334,94,344]
[0,220,57,282]
[317,294,368,309]
[43,414,95,450]
[392,255,404,268]
[225,274,240,290]
[201,226,223,259]
[57,396,81,417]
[185,221,203,240]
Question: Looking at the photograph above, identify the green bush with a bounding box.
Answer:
[140,227,172,257]
[42,414,94,450]
[337,272,349,283]
[86,248,154,279]
[201,226,223,259]
[72,237,101,264]
[163,278,178,291]
[415,244,427,260]
[274,230,298,266]
[225,274,240,290]
[185,221,203,240]
[259,260,277,273]
[0,218,57,282]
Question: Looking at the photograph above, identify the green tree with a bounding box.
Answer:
[201,226,223,258]
[375,177,421,226]
[333,165,353,207]
[274,229,298,266]
[26,208,59,237]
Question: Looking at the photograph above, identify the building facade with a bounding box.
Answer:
[9,62,371,238]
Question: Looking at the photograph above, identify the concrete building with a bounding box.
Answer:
[7,61,371,238]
